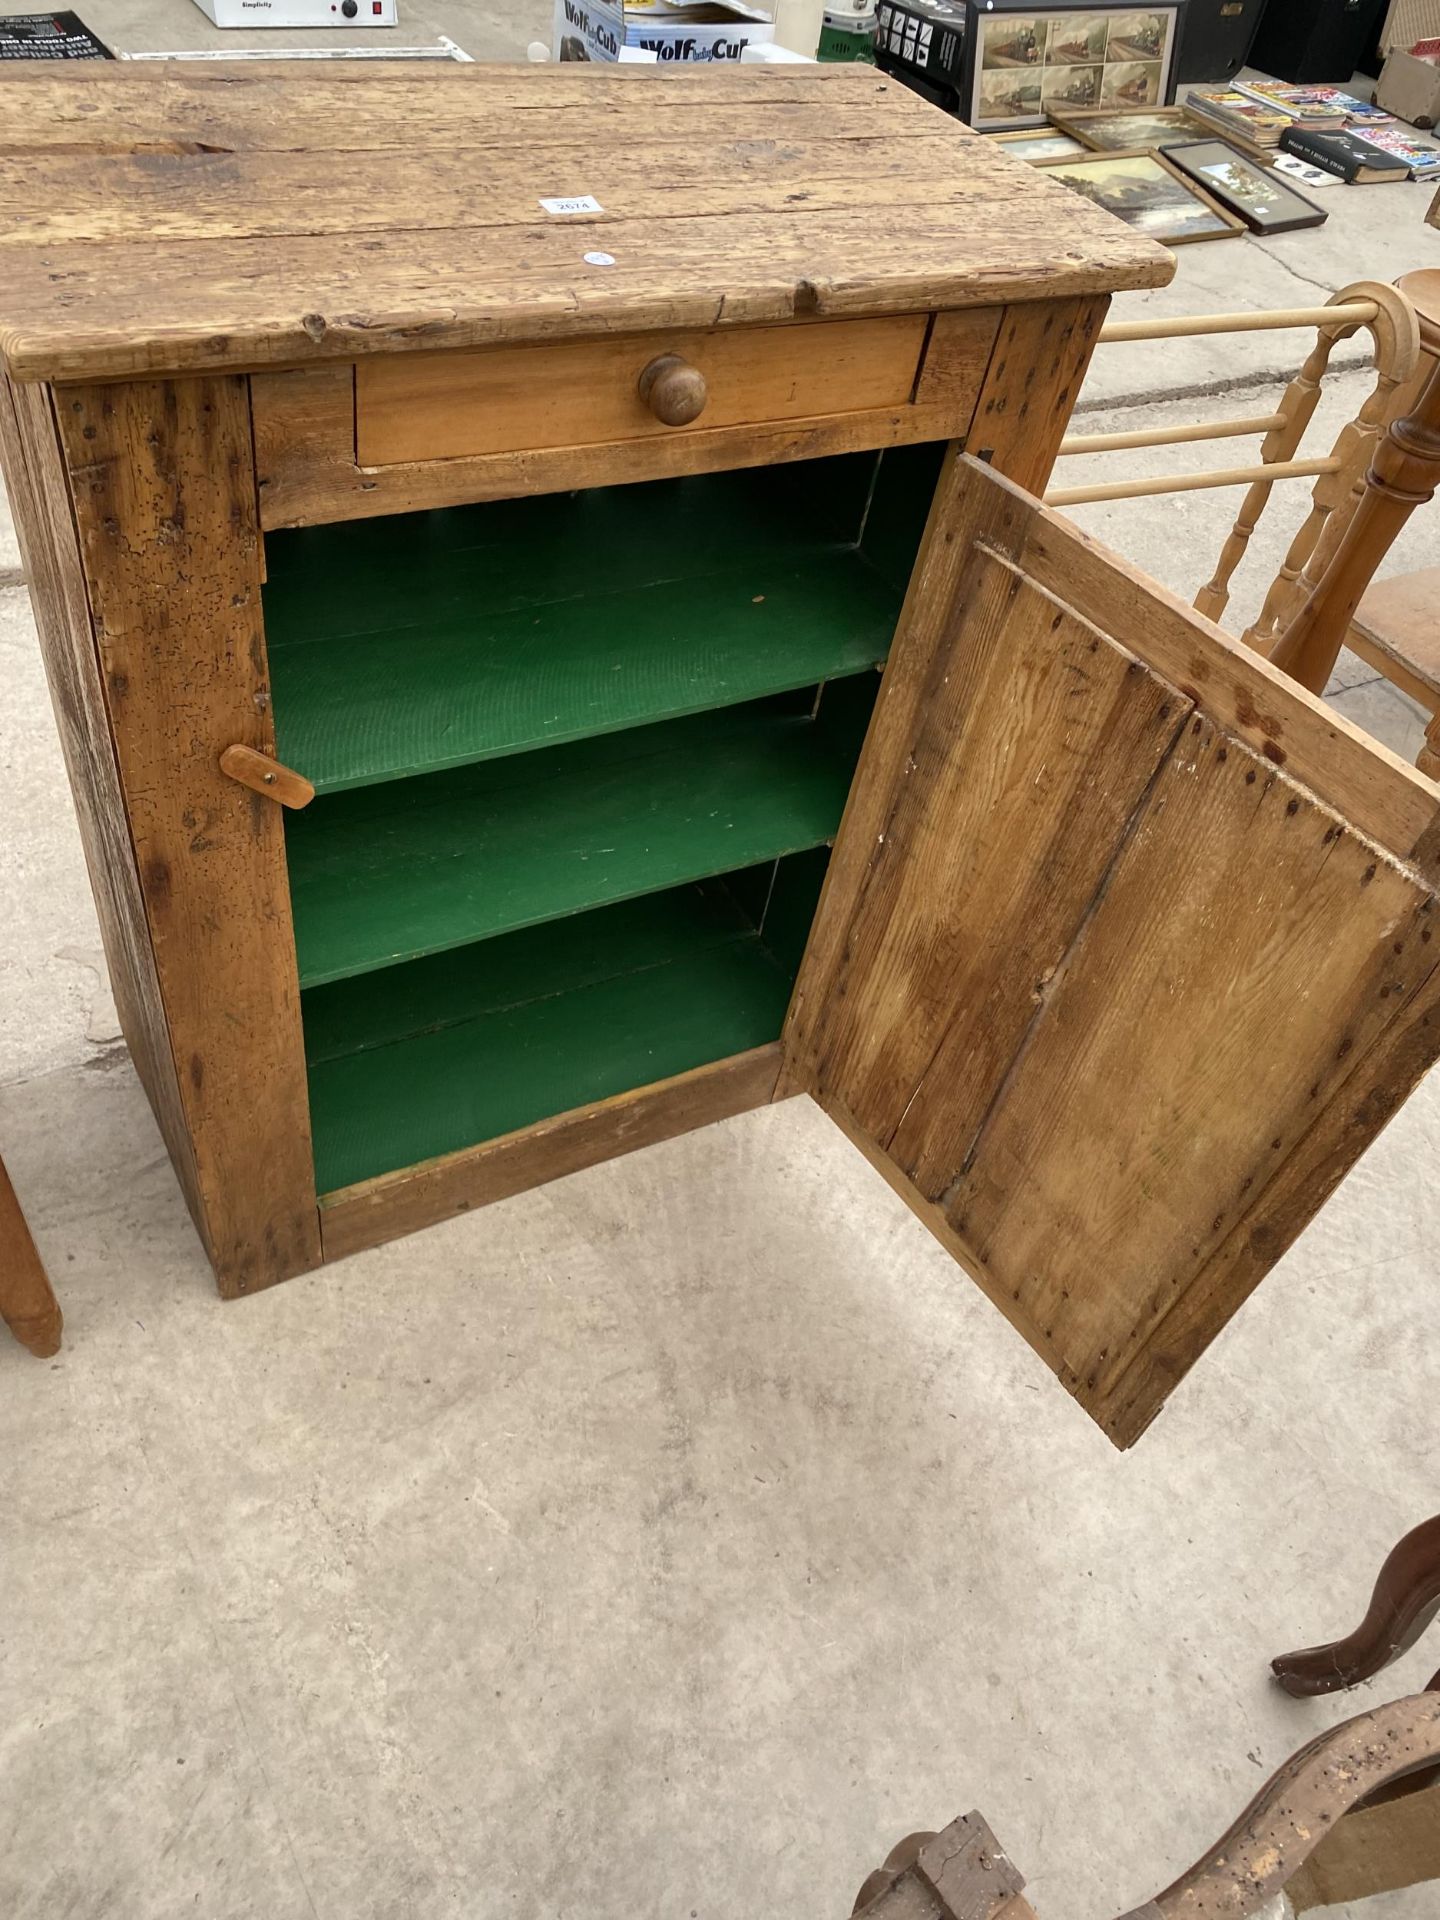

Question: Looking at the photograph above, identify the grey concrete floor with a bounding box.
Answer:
[4,17,1440,1920]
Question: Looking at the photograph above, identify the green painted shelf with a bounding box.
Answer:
[286,700,857,989]
[263,457,898,794]
[269,550,897,795]
[304,882,796,1194]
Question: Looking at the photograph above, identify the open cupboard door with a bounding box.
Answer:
[783,453,1440,1449]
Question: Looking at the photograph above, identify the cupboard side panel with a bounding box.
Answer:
[0,373,203,1230]
[967,294,1109,493]
[57,376,321,1295]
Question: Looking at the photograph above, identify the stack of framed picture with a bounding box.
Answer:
[985,88,1329,244]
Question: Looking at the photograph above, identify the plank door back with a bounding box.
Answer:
[785,453,1440,1448]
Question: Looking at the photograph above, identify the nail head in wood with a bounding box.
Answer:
[638,353,708,428]
[219,743,315,810]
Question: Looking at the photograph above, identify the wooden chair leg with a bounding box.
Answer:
[1269,356,1440,694]
[0,1152,62,1358]
[1272,1514,1440,1698]
[851,1815,1032,1920]
[1419,709,1440,781]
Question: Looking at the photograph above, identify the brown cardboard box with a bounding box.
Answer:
[1381,0,1440,54]
[1378,48,1440,126]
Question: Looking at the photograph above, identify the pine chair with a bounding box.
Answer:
[1334,268,1440,777]
[1048,278,1440,772]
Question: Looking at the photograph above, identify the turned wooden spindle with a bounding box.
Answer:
[1195,282,1419,631]
[0,1153,62,1358]
[1270,344,1440,695]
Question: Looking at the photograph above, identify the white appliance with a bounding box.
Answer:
[188,0,398,27]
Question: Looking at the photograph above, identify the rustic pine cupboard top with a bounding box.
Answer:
[0,62,1174,382]
[17,67,1437,1456]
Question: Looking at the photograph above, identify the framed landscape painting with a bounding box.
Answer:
[1035,147,1244,244]
[963,2,1183,132]
[989,126,1090,159]
[1166,140,1328,234]
[1049,103,1195,149]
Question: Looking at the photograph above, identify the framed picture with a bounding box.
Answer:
[1048,103,1195,150]
[1034,147,1244,244]
[988,126,1091,159]
[962,2,1183,133]
[1165,140,1329,235]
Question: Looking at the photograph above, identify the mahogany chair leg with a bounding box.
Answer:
[0,1152,62,1358]
[1273,1515,1440,1698]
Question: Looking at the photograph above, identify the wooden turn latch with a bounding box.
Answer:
[220,744,315,810]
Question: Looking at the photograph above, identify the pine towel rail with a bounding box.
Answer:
[1047,288,1415,522]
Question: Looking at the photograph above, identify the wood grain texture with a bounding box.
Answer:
[0,1152,62,1358]
[997,492,1440,881]
[945,720,1430,1407]
[1096,902,1440,1447]
[0,373,204,1232]
[253,361,987,531]
[58,377,320,1296]
[354,312,937,465]
[219,744,314,810]
[798,551,1192,1162]
[1349,566,1440,709]
[1150,1695,1440,1920]
[1287,1777,1440,1911]
[0,65,1171,383]
[788,455,1440,1447]
[319,1042,782,1264]
[964,295,1110,492]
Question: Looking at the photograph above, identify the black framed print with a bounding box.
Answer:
[1166,140,1328,234]
[963,3,1184,133]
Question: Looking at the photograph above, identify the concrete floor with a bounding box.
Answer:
[4,17,1440,1920]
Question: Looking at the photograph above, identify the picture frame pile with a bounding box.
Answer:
[980,79,1330,243]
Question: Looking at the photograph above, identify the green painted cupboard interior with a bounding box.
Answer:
[266,442,945,1195]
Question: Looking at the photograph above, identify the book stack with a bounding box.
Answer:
[1233,80,1394,129]
[1184,87,1292,149]
[1340,125,1440,178]
[1184,74,1440,181]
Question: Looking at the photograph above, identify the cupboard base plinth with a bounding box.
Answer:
[314,1043,786,1270]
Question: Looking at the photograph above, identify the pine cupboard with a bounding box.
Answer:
[3,65,1437,1450]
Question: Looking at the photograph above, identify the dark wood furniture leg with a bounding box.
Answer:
[0,1151,62,1357]
[850,1697,1440,1919]
[1273,1513,1440,1697]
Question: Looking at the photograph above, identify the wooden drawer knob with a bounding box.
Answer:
[638,354,708,428]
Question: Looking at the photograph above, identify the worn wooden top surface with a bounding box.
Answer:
[0,63,1174,383]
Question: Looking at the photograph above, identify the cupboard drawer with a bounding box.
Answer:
[356,314,940,466]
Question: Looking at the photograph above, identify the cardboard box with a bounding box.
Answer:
[554,0,773,62]
[1377,46,1440,127]
[1381,0,1440,55]
[872,0,965,94]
